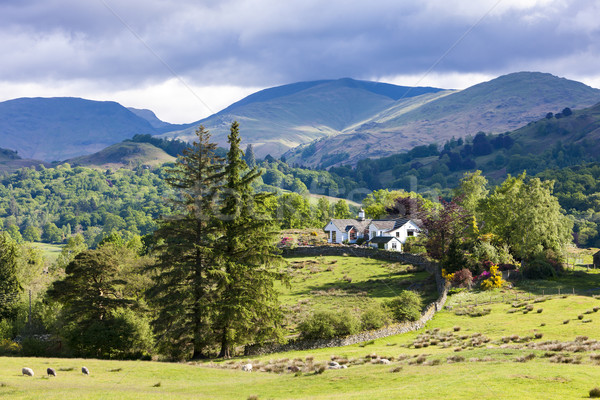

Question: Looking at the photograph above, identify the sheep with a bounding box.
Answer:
[47,368,57,377]
[379,359,391,365]
[82,366,90,375]
[328,361,341,369]
[241,363,252,372]
[22,367,34,377]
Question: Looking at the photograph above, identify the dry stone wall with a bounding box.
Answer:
[245,246,447,356]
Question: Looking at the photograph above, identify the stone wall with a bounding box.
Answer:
[245,246,447,356]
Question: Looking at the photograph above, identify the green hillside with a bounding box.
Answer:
[0,147,49,174]
[67,142,176,170]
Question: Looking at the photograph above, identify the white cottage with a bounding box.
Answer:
[323,210,420,252]
[323,209,371,244]
[366,218,420,252]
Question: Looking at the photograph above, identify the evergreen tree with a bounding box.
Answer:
[215,121,285,358]
[244,144,256,168]
[146,126,224,359]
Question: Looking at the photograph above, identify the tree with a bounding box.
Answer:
[453,170,488,217]
[47,247,138,357]
[479,173,573,261]
[22,225,41,242]
[0,232,22,321]
[214,121,285,358]
[244,144,256,168]
[333,199,352,218]
[362,189,406,219]
[146,125,224,360]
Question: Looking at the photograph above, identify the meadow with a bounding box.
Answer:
[4,255,600,399]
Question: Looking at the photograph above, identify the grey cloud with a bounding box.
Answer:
[0,0,599,89]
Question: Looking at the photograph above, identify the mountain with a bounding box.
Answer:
[159,78,446,158]
[0,147,49,174]
[283,72,600,167]
[127,107,194,133]
[66,141,176,170]
[0,97,164,161]
[326,100,600,194]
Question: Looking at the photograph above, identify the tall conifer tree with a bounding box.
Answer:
[147,126,224,359]
[215,121,285,358]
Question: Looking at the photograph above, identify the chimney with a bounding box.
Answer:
[358,208,365,221]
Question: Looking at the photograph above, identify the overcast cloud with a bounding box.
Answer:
[0,0,598,122]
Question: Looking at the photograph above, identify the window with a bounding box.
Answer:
[407,230,415,237]
[391,242,397,249]
[332,231,336,242]
[396,232,400,237]
[350,229,357,241]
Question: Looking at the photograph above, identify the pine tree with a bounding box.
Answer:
[215,121,285,358]
[244,144,256,168]
[146,126,224,359]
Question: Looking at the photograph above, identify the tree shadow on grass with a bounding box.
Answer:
[512,270,600,298]
[295,271,437,303]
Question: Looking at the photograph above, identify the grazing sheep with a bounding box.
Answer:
[241,363,252,372]
[379,359,391,365]
[288,365,300,373]
[22,367,34,377]
[47,368,57,377]
[328,361,341,370]
[82,366,90,375]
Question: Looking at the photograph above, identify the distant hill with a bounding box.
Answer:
[0,147,49,174]
[325,99,600,193]
[283,72,600,167]
[159,78,445,158]
[127,107,194,133]
[0,97,166,161]
[66,141,176,170]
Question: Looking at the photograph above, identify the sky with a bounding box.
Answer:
[1,0,599,123]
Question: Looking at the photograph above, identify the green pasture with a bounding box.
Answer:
[276,256,435,328]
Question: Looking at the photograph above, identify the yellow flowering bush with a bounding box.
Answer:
[480,264,503,290]
[441,268,455,282]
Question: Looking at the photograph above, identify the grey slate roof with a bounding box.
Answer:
[370,218,411,232]
[326,218,372,232]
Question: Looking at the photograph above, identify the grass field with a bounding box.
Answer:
[30,242,64,265]
[275,255,435,330]
[5,257,600,399]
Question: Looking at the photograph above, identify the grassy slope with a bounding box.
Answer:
[5,261,600,399]
[66,142,175,170]
[277,256,434,330]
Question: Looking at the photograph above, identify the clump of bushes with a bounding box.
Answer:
[360,304,392,331]
[590,387,600,398]
[298,310,360,340]
[385,291,423,322]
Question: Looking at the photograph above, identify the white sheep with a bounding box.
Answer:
[47,367,57,377]
[378,359,391,364]
[241,363,252,372]
[82,366,90,375]
[22,367,34,377]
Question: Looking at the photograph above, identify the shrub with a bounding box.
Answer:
[480,264,503,290]
[360,304,392,331]
[451,268,473,288]
[590,387,600,398]
[298,310,359,340]
[386,291,423,322]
